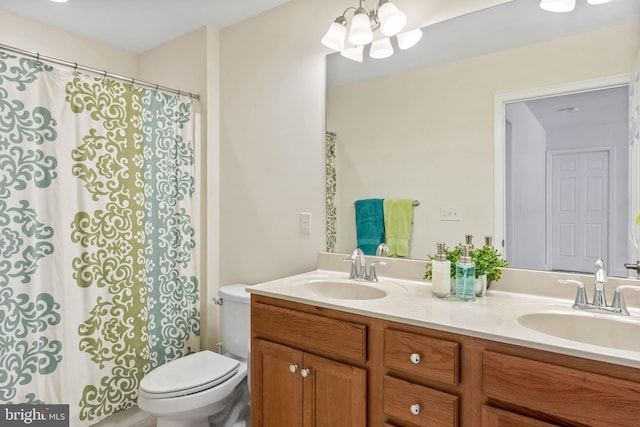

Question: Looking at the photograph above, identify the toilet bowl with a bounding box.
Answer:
[137,284,250,427]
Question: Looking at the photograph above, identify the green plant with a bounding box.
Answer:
[471,246,509,282]
[424,244,508,282]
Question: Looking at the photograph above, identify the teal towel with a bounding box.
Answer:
[383,199,413,257]
[355,198,385,255]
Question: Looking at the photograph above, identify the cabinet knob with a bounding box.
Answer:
[410,353,421,364]
[289,364,298,373]
[410,404,421,415]
[300,368,311,378]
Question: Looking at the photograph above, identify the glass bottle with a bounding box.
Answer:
[456,244,476,302]
[431,242,450,298]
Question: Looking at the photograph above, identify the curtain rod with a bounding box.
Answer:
[0,43,200,100]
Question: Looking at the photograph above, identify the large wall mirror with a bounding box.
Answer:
[326,0,640,278]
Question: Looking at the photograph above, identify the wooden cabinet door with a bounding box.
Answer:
[481,406,561,427]
[302,352,366,427]
[253,339,304,427]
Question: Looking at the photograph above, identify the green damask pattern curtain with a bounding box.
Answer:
[0,51,200,425]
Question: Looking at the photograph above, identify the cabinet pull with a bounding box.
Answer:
[289,364,298,373]
[410,353,421,364]
[300,368,311,378]
[410,404,421,415]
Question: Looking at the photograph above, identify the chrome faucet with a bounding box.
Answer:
[343,248,386,282]
[345,248,366,279]
[560,258,632,315]
[593,258,607,308]
[611,285,640,316]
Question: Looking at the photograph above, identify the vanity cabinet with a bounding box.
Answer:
[482,350,640,427]
[383,329,460,426]
[251,298,367,427]
[481,406,560,427]
[251,294,640,427]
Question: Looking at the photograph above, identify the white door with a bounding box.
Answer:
[550,150,609,273]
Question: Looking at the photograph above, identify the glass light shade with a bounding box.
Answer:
[340,45,364,62]
[539,0,575,12]
[369,38,394,59]
[587,0,612,3]
[397,28,422,50]
[348,10,374,45]
[321,21,347,51]
[378,1,407,36]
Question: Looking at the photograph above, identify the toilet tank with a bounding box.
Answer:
[218,284,250,359]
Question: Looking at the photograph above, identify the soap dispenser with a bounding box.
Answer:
[431,242,451,298]
[456,244,476,302]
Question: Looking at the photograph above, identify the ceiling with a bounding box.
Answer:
[327,0,640,88]
[0,0,291,53]
[524,86,629,131]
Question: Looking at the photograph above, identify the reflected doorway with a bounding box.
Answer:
[505,86,629,277]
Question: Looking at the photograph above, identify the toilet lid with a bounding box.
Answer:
[140,350,240,398]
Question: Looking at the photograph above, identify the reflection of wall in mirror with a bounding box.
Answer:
[327,21,640,260]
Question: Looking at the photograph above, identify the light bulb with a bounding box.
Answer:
[321,18,347,51]
[348,8,374,45]
[397,28,422,50]
[378,1,407,36]
[539,0,576,12]
[370,38,394,59]
[340,45,364,62]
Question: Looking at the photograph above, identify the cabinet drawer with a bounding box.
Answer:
[252,301,367,363]
[384,328,459,385]
[383,375,458,426]
[483,351,640,427]
[481,406,560,427]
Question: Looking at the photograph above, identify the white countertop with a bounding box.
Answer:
[247,262,640,369]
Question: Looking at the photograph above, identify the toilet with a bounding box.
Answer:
[138,284,250,427]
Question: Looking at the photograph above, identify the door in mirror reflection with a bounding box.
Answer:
[505,86,629,277]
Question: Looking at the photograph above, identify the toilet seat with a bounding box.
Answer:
[140,350,240,399]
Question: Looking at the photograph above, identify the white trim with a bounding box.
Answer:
[493,73,631,257]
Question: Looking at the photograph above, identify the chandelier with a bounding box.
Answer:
[321,0,423,62]
[539,0,613,13]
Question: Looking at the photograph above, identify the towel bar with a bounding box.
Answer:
[354,199,420,206]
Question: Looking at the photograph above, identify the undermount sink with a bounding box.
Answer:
[295,279,389,300]
[517,312,640,352]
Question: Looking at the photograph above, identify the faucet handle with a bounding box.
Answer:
[612,285,640,316]
[342,257,359,279]
[369,261,387,282]
[558,279,588,307]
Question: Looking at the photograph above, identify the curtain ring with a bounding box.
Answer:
[130,77,135,88]
[35,53,42,67]
[155,84,159,92]
[73,62,79,76]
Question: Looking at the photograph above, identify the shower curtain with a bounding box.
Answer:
[0,51,200,425]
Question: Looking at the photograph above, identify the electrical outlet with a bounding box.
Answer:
[440,207,460,221]
[300,212,312,234]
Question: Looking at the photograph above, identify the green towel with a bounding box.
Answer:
[383,199,413,257]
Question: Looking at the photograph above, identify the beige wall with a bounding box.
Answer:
[327,21,640,259]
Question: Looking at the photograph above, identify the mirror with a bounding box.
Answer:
[326,0,640,277]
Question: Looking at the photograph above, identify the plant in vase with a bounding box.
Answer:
[470,245,509,294]
[424,243,508,295]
